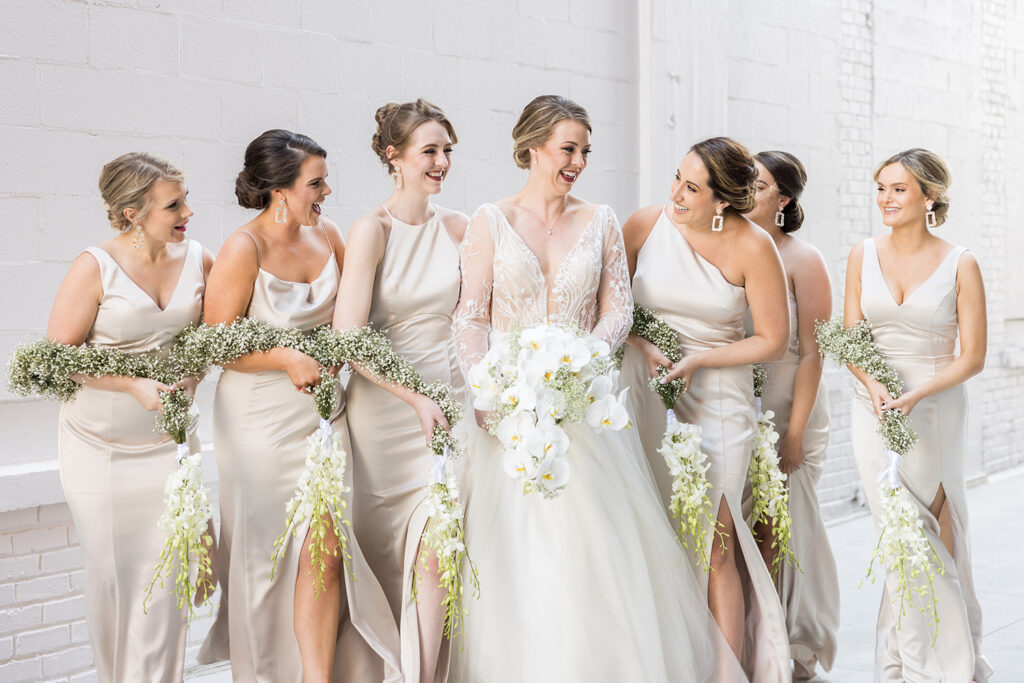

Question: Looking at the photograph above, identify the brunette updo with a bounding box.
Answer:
[99,152,185,232]
[754,150,807,233]
[873,148,952,227]
[371,99,457,172]
[235,129,326,210]
[689,137,758,214]
[512,95,592,169]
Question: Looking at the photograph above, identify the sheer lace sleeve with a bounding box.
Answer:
[453,206,495,377]
[591,207,633,350]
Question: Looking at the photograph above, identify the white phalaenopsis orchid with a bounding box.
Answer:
[468,322,628,498]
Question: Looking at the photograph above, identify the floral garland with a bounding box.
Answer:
[816,315,943,641]
[748,364,797,578]
[6,339,214,619]
[172,319,477,631]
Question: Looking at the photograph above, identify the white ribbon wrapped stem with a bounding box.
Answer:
[755,396,762,416]
[175,442,191,465]
[431,445,450,484]
[878,449,901,489]
[665,408,678,427]
[317,417,333,448]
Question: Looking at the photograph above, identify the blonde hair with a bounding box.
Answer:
[512,95,591,169]
[371,99,457,172]
[99,153,185,232]
[873,148,952,227]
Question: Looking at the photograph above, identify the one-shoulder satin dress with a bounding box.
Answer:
[58,240,204,682]
[852,238,991,682]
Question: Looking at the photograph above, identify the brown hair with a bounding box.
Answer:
[371,99,457,172]
[98,152,185,232]
[512,95,592,169]
[873,148,951,227]
[235,129,327,210]
[754,150,807,233]
[689,137,757,214]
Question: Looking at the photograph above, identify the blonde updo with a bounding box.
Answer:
[873,148,952,227]
[512,95,591,169]
[371,99,457,172]
[689,137,758,214]
[98,153,185,232]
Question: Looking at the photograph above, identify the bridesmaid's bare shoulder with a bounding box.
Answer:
[621,205,662,248]
[435,205,470,244]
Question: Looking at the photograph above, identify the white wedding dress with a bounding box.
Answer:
[449,203,745,682]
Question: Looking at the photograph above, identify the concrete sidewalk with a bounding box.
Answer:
[186,468,1024,681]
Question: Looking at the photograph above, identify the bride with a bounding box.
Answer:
[449,95,745,682]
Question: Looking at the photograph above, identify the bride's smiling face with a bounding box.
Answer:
[530,120,591,193]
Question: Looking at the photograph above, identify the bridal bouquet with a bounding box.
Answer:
[469,322,630,498]
[7,339,214,618]
[816,316,943,641]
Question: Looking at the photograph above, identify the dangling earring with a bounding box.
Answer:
[774,210,785,227]
[925,204,937,229]
[131,223,145,249]
[711,207,724,232]
[392,166,403,190]
[274,198,287,223]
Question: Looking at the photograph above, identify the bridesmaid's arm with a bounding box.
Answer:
[46,252,172,410]
[843,242,892,416]
[885,252,987,416]
[203,231,323,391]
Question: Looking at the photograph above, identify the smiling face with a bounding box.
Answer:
[391,120,453,196]
[126,180,192,244]
[668,151,726,228]
[876,162,931,229]
[276,154,331,226]
[530,119,591,193]
[744,160,787,228]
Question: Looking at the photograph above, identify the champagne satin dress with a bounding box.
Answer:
[346,209,464,682]
[758,289,839,677]
[852,238,991,682]
[202,225,400,682]
[622,209,790,682]
[58,240,204,683]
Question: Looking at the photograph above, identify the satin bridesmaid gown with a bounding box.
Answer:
[622,209,790,682]
[201,223,400,682]
[852,238,991,682]
[58,240,204,683]
[345,208,464,682]
[758,289,840,678]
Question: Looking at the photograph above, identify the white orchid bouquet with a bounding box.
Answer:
[469,322,631,499]
[816,315,943,641]
[749,364,797,578]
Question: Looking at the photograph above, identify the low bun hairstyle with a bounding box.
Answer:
[98,152,185,232]
[873,148,952,227]
[512,95,591,169]
[235,129,326,210]
[754,150,807,233]
[689,137,757,214]
[371,99,457,172]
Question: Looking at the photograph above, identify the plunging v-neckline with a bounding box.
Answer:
[93,243,190,312]
[871,239,958,308]
[491,203,601,287]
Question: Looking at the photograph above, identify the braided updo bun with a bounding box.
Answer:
[98,152,185,232]
[235,129,326,210]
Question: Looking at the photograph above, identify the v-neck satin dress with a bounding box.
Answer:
[622,210,791,682]
[200,226,401,682]
[852,238,991,682]
[58,240,204,683]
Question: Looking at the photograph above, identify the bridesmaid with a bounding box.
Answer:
[202,130,400,682]
[47,153,213,682]
[333,99,468,683]
[621,137,792,680]
[844,148,991,681]
[743,151,840,679]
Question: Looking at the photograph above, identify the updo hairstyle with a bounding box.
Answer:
[98,152,185,232]
[511,95,592,169]
[235,129,326,210]
[754,150,807,233]
[689,137,758,215]
[371,99,457,173]
[873,148,951,227]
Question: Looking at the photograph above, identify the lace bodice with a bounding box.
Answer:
[453,203,633,374]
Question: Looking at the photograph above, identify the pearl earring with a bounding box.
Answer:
[274,198,287,223]
[393,167,403,190]
[131,223,145,248]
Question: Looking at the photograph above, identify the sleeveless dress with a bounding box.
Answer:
[621,209,791,682]
[852,238,991,682]
[450,203,746,683]
[757,289,840,677]
[58,240,204,683]
[346,208,464,682]
[202,224,401,682]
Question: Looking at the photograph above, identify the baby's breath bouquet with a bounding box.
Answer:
[628,304,687,408]
[7,338,214,618]
[468,322,630,499]
[816,315,943,640]
[748,365,797,578]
